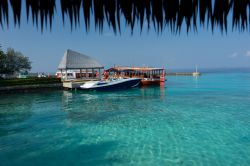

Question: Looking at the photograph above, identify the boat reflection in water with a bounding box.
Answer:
[140,83,166,101]
[160,82,165,100]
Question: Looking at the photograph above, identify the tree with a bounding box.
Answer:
[0,48,31,76]
[0,46,6,75]
[0,46,4,55]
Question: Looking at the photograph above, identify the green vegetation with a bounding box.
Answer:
[0,46,60,88]
[0,77,61,87]
[0,47,31,76]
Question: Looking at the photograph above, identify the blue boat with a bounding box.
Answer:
[80,78,141,91]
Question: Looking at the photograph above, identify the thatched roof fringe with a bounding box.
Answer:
[0,0,9,28]
[9,0,21,27]
[26,0,55,31]
[0,0,250,33]
[82,0,92,32]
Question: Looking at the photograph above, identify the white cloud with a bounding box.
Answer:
[230,52,238,58]
[245,51,250,57]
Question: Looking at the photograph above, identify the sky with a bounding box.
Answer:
[0,3,250,73]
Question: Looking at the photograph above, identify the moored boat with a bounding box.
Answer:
[80,78,141,91]
[106,66,166,86]
[192,65,201,76]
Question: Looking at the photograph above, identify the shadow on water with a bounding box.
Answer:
[2,141,125,166]
[0,94,34,137]
[0,91,65,137]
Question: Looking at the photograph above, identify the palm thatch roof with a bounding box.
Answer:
[0,0,250,33]
[58,49,103,69]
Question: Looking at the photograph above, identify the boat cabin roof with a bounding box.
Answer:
[106,66,164,72]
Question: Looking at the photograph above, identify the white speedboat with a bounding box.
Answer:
[192,65,201,76]
[80,78,141,91]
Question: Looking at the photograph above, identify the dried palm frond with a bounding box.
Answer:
[0,0,249,34]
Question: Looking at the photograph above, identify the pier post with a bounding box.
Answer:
[80,69,82,79]
[65,69,68,81]
[98,68,101,80]
[92,68,94,79]
[60,69,63,81]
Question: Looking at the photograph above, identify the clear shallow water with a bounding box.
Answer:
[0,73,250,166]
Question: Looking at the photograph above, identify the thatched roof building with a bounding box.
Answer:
[57,49,103,80]
[58,49,103,69]
[0,0,249,34]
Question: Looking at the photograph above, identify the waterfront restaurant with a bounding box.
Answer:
[57,49,104,81]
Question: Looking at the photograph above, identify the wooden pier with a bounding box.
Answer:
[166,72,201,76]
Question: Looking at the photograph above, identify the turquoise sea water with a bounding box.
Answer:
[0,72,250,166]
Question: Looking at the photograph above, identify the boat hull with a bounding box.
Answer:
[141,77,165,86]
[80,78,141,91]
[141,80,161,85]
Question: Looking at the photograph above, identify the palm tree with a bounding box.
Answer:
[0,0,249,34]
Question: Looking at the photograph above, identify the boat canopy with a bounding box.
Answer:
[106,66,164,72]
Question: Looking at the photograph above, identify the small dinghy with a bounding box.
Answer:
[80,78,141,91]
